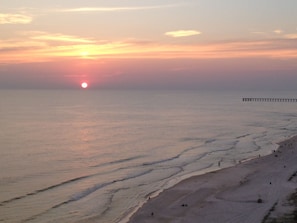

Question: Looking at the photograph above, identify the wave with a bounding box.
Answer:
[236,134,251,139]
[6,134,259,215]
[205,138,216,144]
[91,155,145,168]
[180,137,204,142]
[142,155,180,166]
[143,137,239,169]
[0,175,89,206]
[22,169,154,222]
[180,137,218,145]
[142,144,203,166]
[251,140,261,151]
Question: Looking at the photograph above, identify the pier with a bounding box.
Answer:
[243,98,297,102]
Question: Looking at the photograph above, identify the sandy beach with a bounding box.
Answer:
[128,136,297,223]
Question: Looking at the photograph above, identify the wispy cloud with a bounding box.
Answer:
[165,30,201,38]
[27,31,96,44]
[252,29,297,39]
[59,4,179,13]
[0,13,32,24]
[1,30,297,64]
[284,34,297,39]
[273,29,283,34]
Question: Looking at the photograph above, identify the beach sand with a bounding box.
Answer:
[128,136,297,223]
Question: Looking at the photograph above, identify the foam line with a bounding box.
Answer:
[0,175,89,206]
[91,155,145,168]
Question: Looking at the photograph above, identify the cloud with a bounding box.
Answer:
[1,30,297,64]
[0,38,46,50]
[284,34,297,39]
[59,4,178,13]
[165,30,201,38]
[25,31,96,44]
[0,13,32,24]
[273,29,283,34]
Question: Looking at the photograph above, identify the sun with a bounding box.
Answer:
[81,82,88,89]
[80,51,89,58]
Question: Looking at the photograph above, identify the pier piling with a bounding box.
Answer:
[242,98,297,102]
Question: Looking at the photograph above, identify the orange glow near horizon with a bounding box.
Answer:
[1,1,297,90]
[1,37,297,64]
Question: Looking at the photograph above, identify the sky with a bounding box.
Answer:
[0,0,297,90]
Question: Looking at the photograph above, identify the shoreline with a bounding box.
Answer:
[128,135,297,223]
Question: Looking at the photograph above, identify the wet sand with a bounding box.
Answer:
[128,136,297,223]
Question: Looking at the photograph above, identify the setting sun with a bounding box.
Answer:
[80,51,89,58]
[81,82,88,89]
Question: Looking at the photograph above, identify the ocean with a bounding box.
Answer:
[1,89,297,223]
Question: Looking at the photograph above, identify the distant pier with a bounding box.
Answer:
[243,98,297,102]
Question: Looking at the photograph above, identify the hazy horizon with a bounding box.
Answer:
[1,0,297,90]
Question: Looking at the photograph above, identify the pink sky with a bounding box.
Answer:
[1,0,297,90]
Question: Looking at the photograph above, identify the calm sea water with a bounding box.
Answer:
[1,89,297,223]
